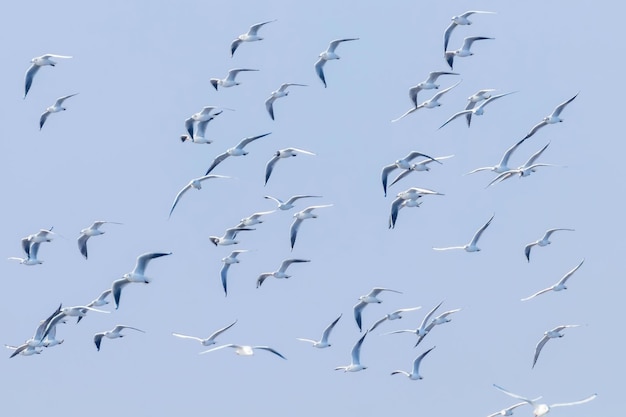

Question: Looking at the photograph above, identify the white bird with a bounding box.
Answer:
[525,228,575,262]
[290,204,332,250]
[220,250,248,296]
[265,83,307,120]
[200,344,286,360]
[532,325,580,369]
[111,252,172,309]
[463,88,496,126]
[230,20,276,57]
[353,287,403,331]
[210,68,258,90]
[438,91,516,129]
[314,38,359,88]
[443,11,496,52]
[181,106,226,143]
[237,210,276,227]
[256,259,311,288]
[24,54,72,99]
[433,214,494,252]
[172,320,238,346]
[392,80,462,122]
[408,71,459,107]
[388,197,422,229]
[381,151,440,196]
[414,308,461,347]
[465,138,527,175]
[209,226,255,246]
[39,93,78,129]
[43,305,111,340]
[94,325,145,351]
[391,346,436,380]
[388,155,454,189]
[205,132,271,175]
[6,343,42,358]
[24,304,62,349]
[168,175,230,218]
[264,194,322,211]
[493,384,597,417]
[9,241,43,265]
[335,332,370,372]
[445,36,494,70]
[486,402,532,417]
[77,221,122,260]
[264,147,316,185]
[368,307,422,332]
[385,300,443,339]
[486,142,560,187]
[42,325,64,348]
[87,289,112,308]
[523,93,578,139]
[521,259,584,301]
[296,314,342,348]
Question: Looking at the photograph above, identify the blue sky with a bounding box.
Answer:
[1,1,617,415]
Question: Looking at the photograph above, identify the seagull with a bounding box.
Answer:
[209,226,255,246]
[172,319,238,346]
[210,68,258,90]
[220,250,248,296]
[368,307,422,332]
[168,175,230,218]
[385,300,443,340]
[181,106,227,143]
[433,214,494,252]
[443,11,496,52]
[486,142,560,187]
[487,402,532,417]
[523,93,578,139]
[237,210,276,227]
[77,221,122,259]
[438,91,516,129]
[463,88,496,126]
[532,325,580,369]
[493,384,597,417]
[408,71,459,107]
[24,54,72,98]
[525,229,575,262]
[6,343,42,358]
[353,287,403,331]
[414,308,461,347]
[388,155,454,189]
[392,80,462,122]
[205,132,271,175]
[521,259,585,301]
[391,346,436,380]
[314,38,359,88]
[465,138,527,175]
[94,325,145,351]
[24,303,62,348]
[230,20,276,57]
[86,289,112,308]
[257,259,311,288]
[43,305,111,339]
[264,147,316,185]
[9,241,43,265]
[39,93,78,129]
[290,205,332,250]
[111,252,172,309]
[296,314,342,348]
[264,194,322,211]
[335,331,368,372]
[200,344,286,360]
[445,36,494,70]
[381,151,441,196]
[42,325,64,348]
[265,83,307,120]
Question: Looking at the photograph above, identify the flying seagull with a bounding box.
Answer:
[521,259,585,301]
[335,331,368,372]
[230,20,276,57]
[265,147,316,185]
[368,307,422,332]
[237,210,276,227]
[443,11,496,52]
[433,214,494,252]
[181,106,227,143]
[314,38,359,88]
[408,71,459,107]
[256,258,311,288]
[200,344,286,360]
[290,205,333,249]
[465,138,527,175]
[532,325,580,369]
[486,142,561,187]
[414,308,461,347]
[111,252,172,309]
[94,325,145,351]
[486,402,531,417]
[438,91,516,129]
[205,132,271,175]
[388,155,454,189]
[493,384,596,417]
[296,314,342,348]
[168,175,230,218]
[77,221,122,260]
[525,228,575,262]
[353,287,403,331]
[523,93,578,139]
[39,93,78,129]
[264,194,322,211]
[209,226,255,246]
[381,151,440,196]
[265,83,307,120]
[445,36,494,70]
[384,300,443,342]
[172,320,238,346]
[210,68,258,90]
[24,54,72,99]
[220,250,248,296]
[390,346,436,380]
[392,80,461,122]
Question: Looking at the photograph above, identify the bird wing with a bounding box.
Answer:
[289,218,304,249]
[443,22,457,52]
[412,346,435,374]
[523,120,548,140]
[183,117,195,139]
[205,152,231,175]
[55,93,78,106]
[199,344,238,355]
[111,278,131,309]
[524,242,536,262]
[114,325,145,333]
[391,106,418,123]
[314,58,327,88]
[77,234,91,260]
[551,92,578,118]
[381,165,397,197]
[230,39,243,57]
[264,153,281,185]
[286,195,322,205]
[321,314,342,342]
[327,38,359,53]
[353,301,367,331]
[463,36,493,51]
[39,111,51,129]
[550,394,597,408]
[255,346,287,360]
[237,132,271,149]
[208,319,238,342]
[419,301,444,331]
[499,138,527,167]
[431,79,462,101]
[132,252,171,275]
[521,287,552,301]
[543,228,575,240]
[279,258,310,272]
[172,333,204,342]
[438,110,472,130]
[93,333,104,351]
[492,384,535,405]
[469,214,494,246]
[350,331,367,363]
[256,273,272,288]
[558,259,584,285]
[522,142,551,168]
[532,335,550,368]
[24,64,41,98]
[220,264,230,296]
[265,96,276,120]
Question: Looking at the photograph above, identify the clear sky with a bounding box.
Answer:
[1,1,617,415]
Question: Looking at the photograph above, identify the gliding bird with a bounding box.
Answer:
[408,71,458,107]
[443,11,496,52]
[353,287,403,331]
[265,83,307,120]
[493,384,596,417]
[521,259,584,301]
[220,250,248,296]
[314,38,359,88]
[24,54,72,98]
[335,331,368,372]
[523,93,578,139]
[111,252,172,309]
[392,80,461,122]
[381,151,440,196]
[256,258,311,288]
[78,221,122,260]
[438,91,516,129]
[532,325,580,369]
[290,205,332,249]
[296,314,342,348]
[445,36,494,70]
[265,147,316,185]
[39,93,78,129]
[525,228,575,262]
[169,175,230,218]
[200,344,286,360]
[390,346,435,380]
[205,132,271,175]
[94,325,145,351]
[210,68,258,90]
[172,320,238,346]
[433,214,494,252]
[230,20,276,57]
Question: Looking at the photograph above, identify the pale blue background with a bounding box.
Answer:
[0,1,616,415]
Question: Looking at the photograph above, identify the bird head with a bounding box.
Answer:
[209,237,219,246]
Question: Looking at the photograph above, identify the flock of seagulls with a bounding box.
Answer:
[9,4,599,416]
